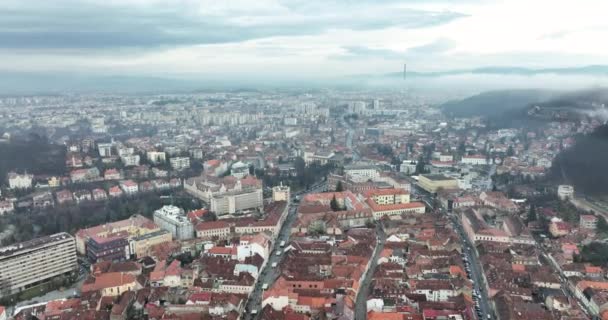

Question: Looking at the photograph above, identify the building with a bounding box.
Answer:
[170,157,191,171]
[87,234,129,263]
[129,229,172,258]
[230,161,250,179]
[121,154,140,167]
[210,188,263,215]
[344,164,379,181]
[153,205,194,240]
[580,215,598,230]
[185,175,264,215]
[147,151,166,164]
[461,155,490,165]
[120,180,139,195]
[75,215,160,255]
[7,172,33,189]
[272,184,290,203]
[97,143,113,157]
[558,185,574,201]
[417,174,459,194]
[363,188,425,220]
[0,233,77,295]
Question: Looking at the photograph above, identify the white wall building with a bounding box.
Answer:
[153,205,194,240]
[147,151,167,164]
[170,157,191,171]
[8,172,33,189]
[0,233,77,295]
[557,185,574,201]
[272,184,290,203]
[121,154,140,167]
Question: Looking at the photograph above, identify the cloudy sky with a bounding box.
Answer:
[2,0,608,80]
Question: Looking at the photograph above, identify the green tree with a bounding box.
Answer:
[528,204,537,222]
[335,181,344,192]
[507,145,515,157]
[330,195,340,211]
[597,216,608,233]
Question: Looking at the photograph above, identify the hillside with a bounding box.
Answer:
[0,134,66,183]
[551,124,608,195]
[440,89,557,118]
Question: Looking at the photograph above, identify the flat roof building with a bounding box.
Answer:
[0,233,77,295]
[153,205,194,240]
[418,174,459,194]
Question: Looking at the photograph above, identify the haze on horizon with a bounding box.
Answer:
[2,0,608,92]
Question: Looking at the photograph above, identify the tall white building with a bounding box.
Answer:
[0,233,77,295]
[153,205,194,240]
[210,189,264,215]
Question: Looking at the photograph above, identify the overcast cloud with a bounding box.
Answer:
[1,0,607,80]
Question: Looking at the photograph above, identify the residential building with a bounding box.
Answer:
[580,215,598,230]
[121,154,140,167]
[147,151,166,164]
[558,185,575,201]
[170,157,190,171]
[461,155,490,165]
[7,172,33,189]
[0,233,77,295]
[98,143,113,157]
[120,180,139,195]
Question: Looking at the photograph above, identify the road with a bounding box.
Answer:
[354,225,386,320]
[449,213,494,320]
[243,182,327,319]
[540,250,593,317]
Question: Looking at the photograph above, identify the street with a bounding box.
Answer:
[449,213,494,320]
[354,225,386,320]
[242,182,327,319]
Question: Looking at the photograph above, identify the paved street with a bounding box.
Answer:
[449,213,494,320]
[354,225,386,320]
[243,182,327,319]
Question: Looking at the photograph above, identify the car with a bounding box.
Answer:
[276,251,281,256]
[271,262,278,268]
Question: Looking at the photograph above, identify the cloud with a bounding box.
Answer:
[0,0,466,49]
[405,38,455,55]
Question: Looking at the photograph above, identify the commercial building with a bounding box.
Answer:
[0,233,77,295]
[417,174,459,194]
[75,215,160,255]
[129,229,173,258]
[87,234,129,263]
[154,205,194,240]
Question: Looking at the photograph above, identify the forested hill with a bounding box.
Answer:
[551,124,608,195]
[0,134,66,183]
[440,89,557,118]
